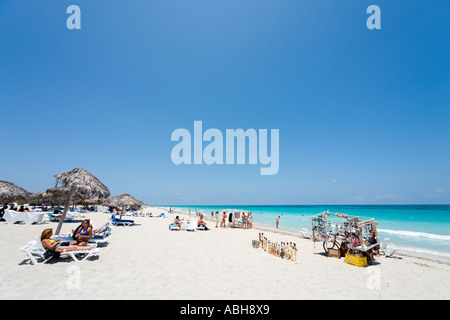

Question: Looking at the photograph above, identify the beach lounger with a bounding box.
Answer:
[109,215,134,226]
[20,237,99,265]
[183,221,196,232]
[148,213,164,217]
[195,223,205,231]
[67,212,86,219]
[3,210,45,225]
[380,238,398,257]
[184,221,207,231]
[48,213,75,222]
[54,234,109,247]
[89,223,112,238]
[93,228,111,238]
[19,237,50,265]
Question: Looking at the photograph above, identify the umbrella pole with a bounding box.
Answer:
[55,187,76,235]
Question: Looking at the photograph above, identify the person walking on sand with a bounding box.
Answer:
[215,211,219,228]
[276,216,280,229]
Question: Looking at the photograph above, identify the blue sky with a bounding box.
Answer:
[0,0,449,205]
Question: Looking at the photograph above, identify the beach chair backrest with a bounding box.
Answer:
[22,237,42,253]
[34,236,47,253]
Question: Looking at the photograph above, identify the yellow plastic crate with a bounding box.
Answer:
[345,254,367,267]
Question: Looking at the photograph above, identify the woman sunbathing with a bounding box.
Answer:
[94,224,111,234]
[174,216,182,229]
[41,228,96,253]
[71,219,93,246]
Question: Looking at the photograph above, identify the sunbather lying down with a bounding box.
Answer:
[94,224,111,234]
[41,228,97,253]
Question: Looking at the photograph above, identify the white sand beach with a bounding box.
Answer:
[1,207,449,300]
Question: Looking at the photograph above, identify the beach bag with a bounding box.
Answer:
[72,224,83,240]
[43,249,61,261]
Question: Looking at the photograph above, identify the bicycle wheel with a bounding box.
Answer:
[323,239,339,253]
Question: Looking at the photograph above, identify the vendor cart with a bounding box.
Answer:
[224,209,249,228]
[311,211,380,265]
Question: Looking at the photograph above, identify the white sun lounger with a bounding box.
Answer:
[183,221,196,232]
[380,238,398,257]
[93,228,111,239]
[20,237,99,265]
[54,234,109,247]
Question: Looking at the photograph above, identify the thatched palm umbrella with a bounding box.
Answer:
[28,191,48,205]
[77,195,106,206]
[104,193,145,219]
[50,168,110,235]
[0,180,30,203]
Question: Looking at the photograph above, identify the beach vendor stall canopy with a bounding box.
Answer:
[0,180,30,203]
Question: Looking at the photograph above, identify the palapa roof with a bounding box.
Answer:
[77,195,106,205]
[104,193,145,207]
[28,191,51,202]
[51,168,110,200]
[0,180,30,203]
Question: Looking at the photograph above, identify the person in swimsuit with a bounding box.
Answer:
[94,224,111,234]
[197,214,209,230]
[72,219,93,246]
[248,212,253,229]
[220,211,227,228]
[242,212,247,229]
[41,228,96,254]
[215,211,219,228]
[174,216,182,229]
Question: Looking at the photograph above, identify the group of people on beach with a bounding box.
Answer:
[111,208,158,217]
[0,204,31,217]
[172,213,209,230]
[214,211,253,229]
[173,209,254,230]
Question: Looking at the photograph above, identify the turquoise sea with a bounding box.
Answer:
[172,205,450,259]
